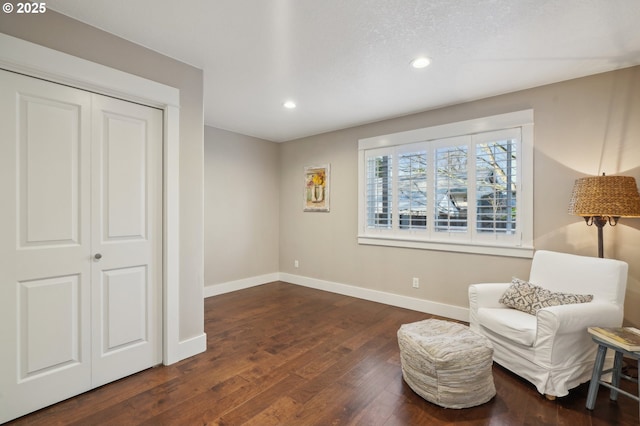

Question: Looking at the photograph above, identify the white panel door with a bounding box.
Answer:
[0,70,93,422]
[90,95,162,387]
[0,70,162,423]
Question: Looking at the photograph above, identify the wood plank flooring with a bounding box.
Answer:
[7,281,639,425]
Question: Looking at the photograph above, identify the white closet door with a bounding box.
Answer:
[90,94,162,387]
[0,70,162,423]
[0,70,93,421]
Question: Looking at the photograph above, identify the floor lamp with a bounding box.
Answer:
[568,174,640,258]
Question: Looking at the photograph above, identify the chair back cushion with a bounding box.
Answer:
[528,250,627,305]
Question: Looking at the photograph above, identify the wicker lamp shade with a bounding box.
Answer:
[568,175,640,218]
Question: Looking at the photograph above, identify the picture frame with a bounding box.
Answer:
[304,164,330,212]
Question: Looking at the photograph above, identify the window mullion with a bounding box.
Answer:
[468,139,478,239]
[427,145,435,240]
[391,149,399,233]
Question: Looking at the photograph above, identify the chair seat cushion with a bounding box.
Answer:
[477,307,537,346]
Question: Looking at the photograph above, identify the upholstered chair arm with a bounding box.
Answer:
[468,283,511,309]
[468,283,511,329]
[534,302,624,370]
[536,302,623,336]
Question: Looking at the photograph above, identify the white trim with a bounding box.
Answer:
[162,105,183,364]
[205,273,471,323]
[358,109,534,150]
[357,236,534,258]
[174,333,207,362]
[279,273,469,322]
[0,34,178,108]
[0,33,194,365]
[520,121,534,248]
[204,273,280,298]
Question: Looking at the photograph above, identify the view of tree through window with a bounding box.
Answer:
[398,150,427,229]
[435,145,468,232]
[476,140,517,234]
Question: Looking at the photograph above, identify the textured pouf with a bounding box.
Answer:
[397,319,496,408]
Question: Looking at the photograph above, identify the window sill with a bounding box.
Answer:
[357,235,534,258]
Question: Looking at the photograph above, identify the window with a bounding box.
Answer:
[365,145,428,231]
[358,110,533,258]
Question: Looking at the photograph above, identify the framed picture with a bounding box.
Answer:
[304,164,330,212]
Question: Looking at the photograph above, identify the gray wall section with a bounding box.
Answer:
[204,126,280,285]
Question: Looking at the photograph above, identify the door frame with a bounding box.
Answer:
[0,33,188,365]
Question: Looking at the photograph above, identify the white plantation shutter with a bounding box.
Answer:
[474,130,519,237]
[365,149,393,230]
[358,111,533,258]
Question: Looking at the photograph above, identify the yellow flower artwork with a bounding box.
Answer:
[304,164,330,212]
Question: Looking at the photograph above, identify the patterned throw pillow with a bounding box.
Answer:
[499,277,593,315]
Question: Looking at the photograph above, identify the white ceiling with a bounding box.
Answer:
[47,0,640,142]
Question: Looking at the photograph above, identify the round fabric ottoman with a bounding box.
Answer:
[397,318,495,408]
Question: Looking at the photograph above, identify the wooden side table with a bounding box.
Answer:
[586,334,639,420]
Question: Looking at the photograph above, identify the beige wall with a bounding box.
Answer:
[279,66,640,326]
[0,12,206,340]
[204,127,280,286]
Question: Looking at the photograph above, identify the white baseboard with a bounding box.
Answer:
[165,332,207,365]
[204,273,280,298]
[205,272,469,323]
[279,273,469,322]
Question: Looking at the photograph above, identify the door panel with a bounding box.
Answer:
[19,275,81,377]
[0,70,92,423]
[91,95,162,388]
[103,112,147,239]
[19,94,82,246]
[0,70,162,423]
[102,266,147,351]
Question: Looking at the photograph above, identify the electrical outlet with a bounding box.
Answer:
[294,260,299,268]
[412,277,419,288]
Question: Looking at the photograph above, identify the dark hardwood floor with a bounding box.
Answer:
[7,281,639,425]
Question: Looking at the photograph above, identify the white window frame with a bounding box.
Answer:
[358,110,534,258]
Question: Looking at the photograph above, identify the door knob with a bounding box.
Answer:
[94,253,102,260]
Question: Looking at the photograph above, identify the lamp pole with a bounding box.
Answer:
[584,215,619,259]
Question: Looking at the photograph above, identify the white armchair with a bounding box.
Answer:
[468,250,628,398]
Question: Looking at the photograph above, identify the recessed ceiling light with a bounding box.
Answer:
[283,100,297,109]
[411,57,431,69]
